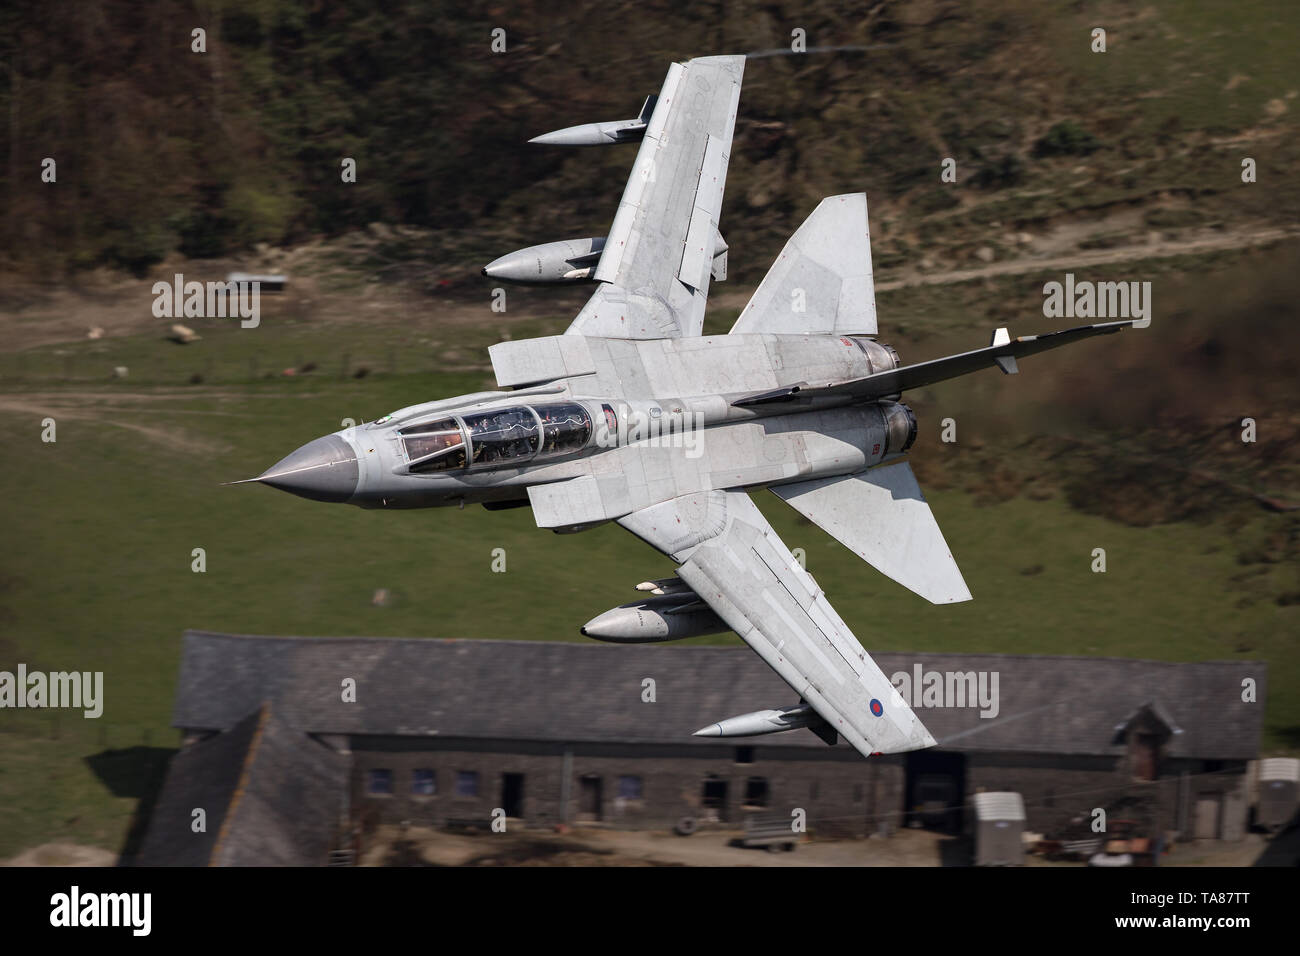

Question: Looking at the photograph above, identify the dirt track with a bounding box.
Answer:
[2,224,1294,355]
[359,824,1300,868]
[0,391,231,454]
[874,226,1298,291]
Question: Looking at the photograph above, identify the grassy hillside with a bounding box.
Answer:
[3,0,1298,277]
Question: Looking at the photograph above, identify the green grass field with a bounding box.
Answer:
[0,348,1294,857]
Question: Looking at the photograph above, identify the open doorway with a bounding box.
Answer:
[1132,733,1160,781]
[578,774,602,821]
[701,777,729,822]
[501,773,525,819]
[904,751,966,833]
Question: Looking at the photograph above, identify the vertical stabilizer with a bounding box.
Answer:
[730,193,877,336]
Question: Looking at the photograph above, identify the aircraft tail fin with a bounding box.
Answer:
[730,193,877,336]
[771,461,972,605]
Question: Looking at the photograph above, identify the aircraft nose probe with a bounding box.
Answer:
[225,435,359,503]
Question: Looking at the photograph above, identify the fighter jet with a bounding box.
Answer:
[243,55,1138,758]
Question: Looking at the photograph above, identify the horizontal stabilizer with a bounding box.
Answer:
[731,320,1136,406]
[730,193,877,336]
[772,461,971,604]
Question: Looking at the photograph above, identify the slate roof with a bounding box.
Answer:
[172,630,1266,760]
[135,705,262,866]
[136,700,347,867]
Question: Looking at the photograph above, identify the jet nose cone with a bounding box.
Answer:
[258,435,359,503]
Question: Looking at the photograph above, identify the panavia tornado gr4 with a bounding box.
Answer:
[243,55,1138,758]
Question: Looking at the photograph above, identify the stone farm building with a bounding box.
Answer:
[133,630,1266,865]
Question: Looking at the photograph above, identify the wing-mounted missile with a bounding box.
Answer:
[528,95,657,147]
[581,588,728,643]
[693,703,838,746]
[482,237,606,283]
[484,232,727,285]
[528,118,645,147]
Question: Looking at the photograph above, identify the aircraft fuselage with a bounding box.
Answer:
[252,333,915,526]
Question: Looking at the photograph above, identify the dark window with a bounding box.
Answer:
[367,769,393,795]
[734,746,754,764]
[534,403,593,459]
[743,777,769,808]
[455,771,479,797]
[411,769,436,796]
[617,775,643,800]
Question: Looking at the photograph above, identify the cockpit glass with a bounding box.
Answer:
[409,445,466,473]
[534,403,592,458]
[464,407,540,467]
[399,418,465,463]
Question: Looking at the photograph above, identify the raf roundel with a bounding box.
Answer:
[869,698,884,717]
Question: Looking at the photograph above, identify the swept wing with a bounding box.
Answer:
[565,55,745,339]
[618,489,934,756]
